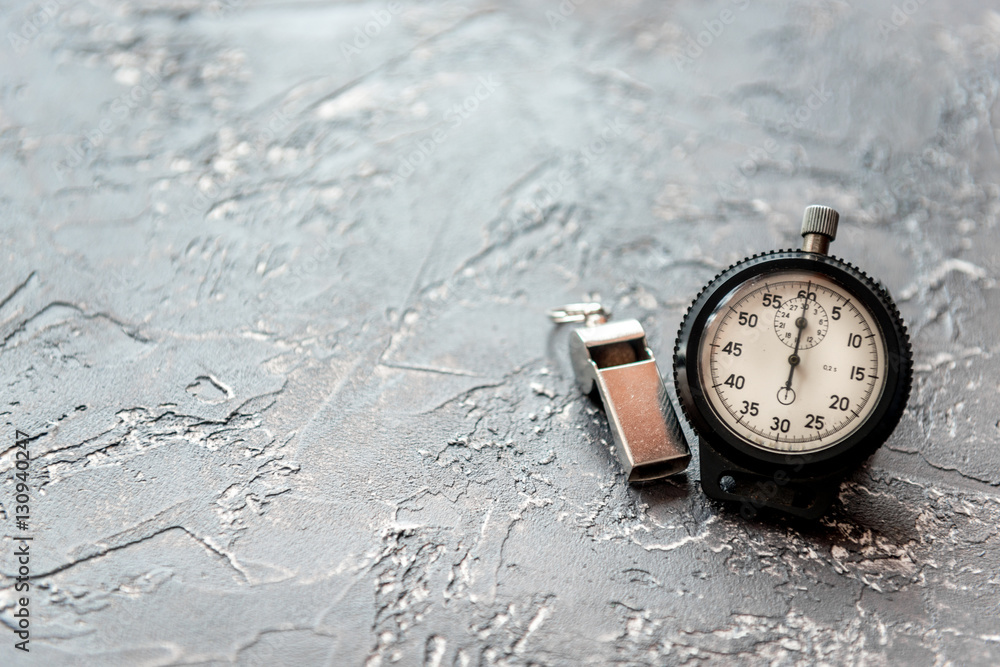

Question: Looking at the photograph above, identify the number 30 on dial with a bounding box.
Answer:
[674,253,911,464]
[703,273,883,452]
[673,207,912,517]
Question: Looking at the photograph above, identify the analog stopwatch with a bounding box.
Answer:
[674,206,912,518]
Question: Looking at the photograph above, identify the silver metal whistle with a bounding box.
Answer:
[549,304,691,482]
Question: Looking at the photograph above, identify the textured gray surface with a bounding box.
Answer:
[1,0,999,664]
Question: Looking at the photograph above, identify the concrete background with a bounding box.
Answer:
[1,0,999,664]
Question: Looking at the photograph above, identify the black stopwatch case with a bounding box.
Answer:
[674,251,912,518]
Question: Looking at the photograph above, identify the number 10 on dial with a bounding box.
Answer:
[674,206,912,518]
[706,275,882,451]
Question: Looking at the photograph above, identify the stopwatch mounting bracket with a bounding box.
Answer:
[699,443,842,519]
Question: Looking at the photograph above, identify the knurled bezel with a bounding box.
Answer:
[673,250,912,477]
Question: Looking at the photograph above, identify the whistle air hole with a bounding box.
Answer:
[631,458,689,482]
[590,340,649,369]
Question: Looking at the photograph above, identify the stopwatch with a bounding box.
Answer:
[673,206,912,518]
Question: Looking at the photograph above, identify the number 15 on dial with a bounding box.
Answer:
[674,206,912,518]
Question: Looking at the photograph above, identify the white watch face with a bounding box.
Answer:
[698,270,888,454]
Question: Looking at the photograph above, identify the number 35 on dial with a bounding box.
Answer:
[673,206,912,517]
[703,273,883,452]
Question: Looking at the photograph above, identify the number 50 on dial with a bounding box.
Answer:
[673,206,912,517]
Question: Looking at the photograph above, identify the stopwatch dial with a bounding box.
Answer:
[698,271,888,453]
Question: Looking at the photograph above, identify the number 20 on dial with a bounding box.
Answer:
[674,206,912,518]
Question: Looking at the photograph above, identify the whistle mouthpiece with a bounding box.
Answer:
[569,319,691,482]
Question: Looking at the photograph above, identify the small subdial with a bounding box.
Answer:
[773,297,829,349]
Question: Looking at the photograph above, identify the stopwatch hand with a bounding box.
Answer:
[784,313,807,390]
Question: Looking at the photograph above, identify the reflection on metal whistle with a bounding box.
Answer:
[569,319,691,482]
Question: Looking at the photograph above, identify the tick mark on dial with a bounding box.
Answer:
[699,275,896,454]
